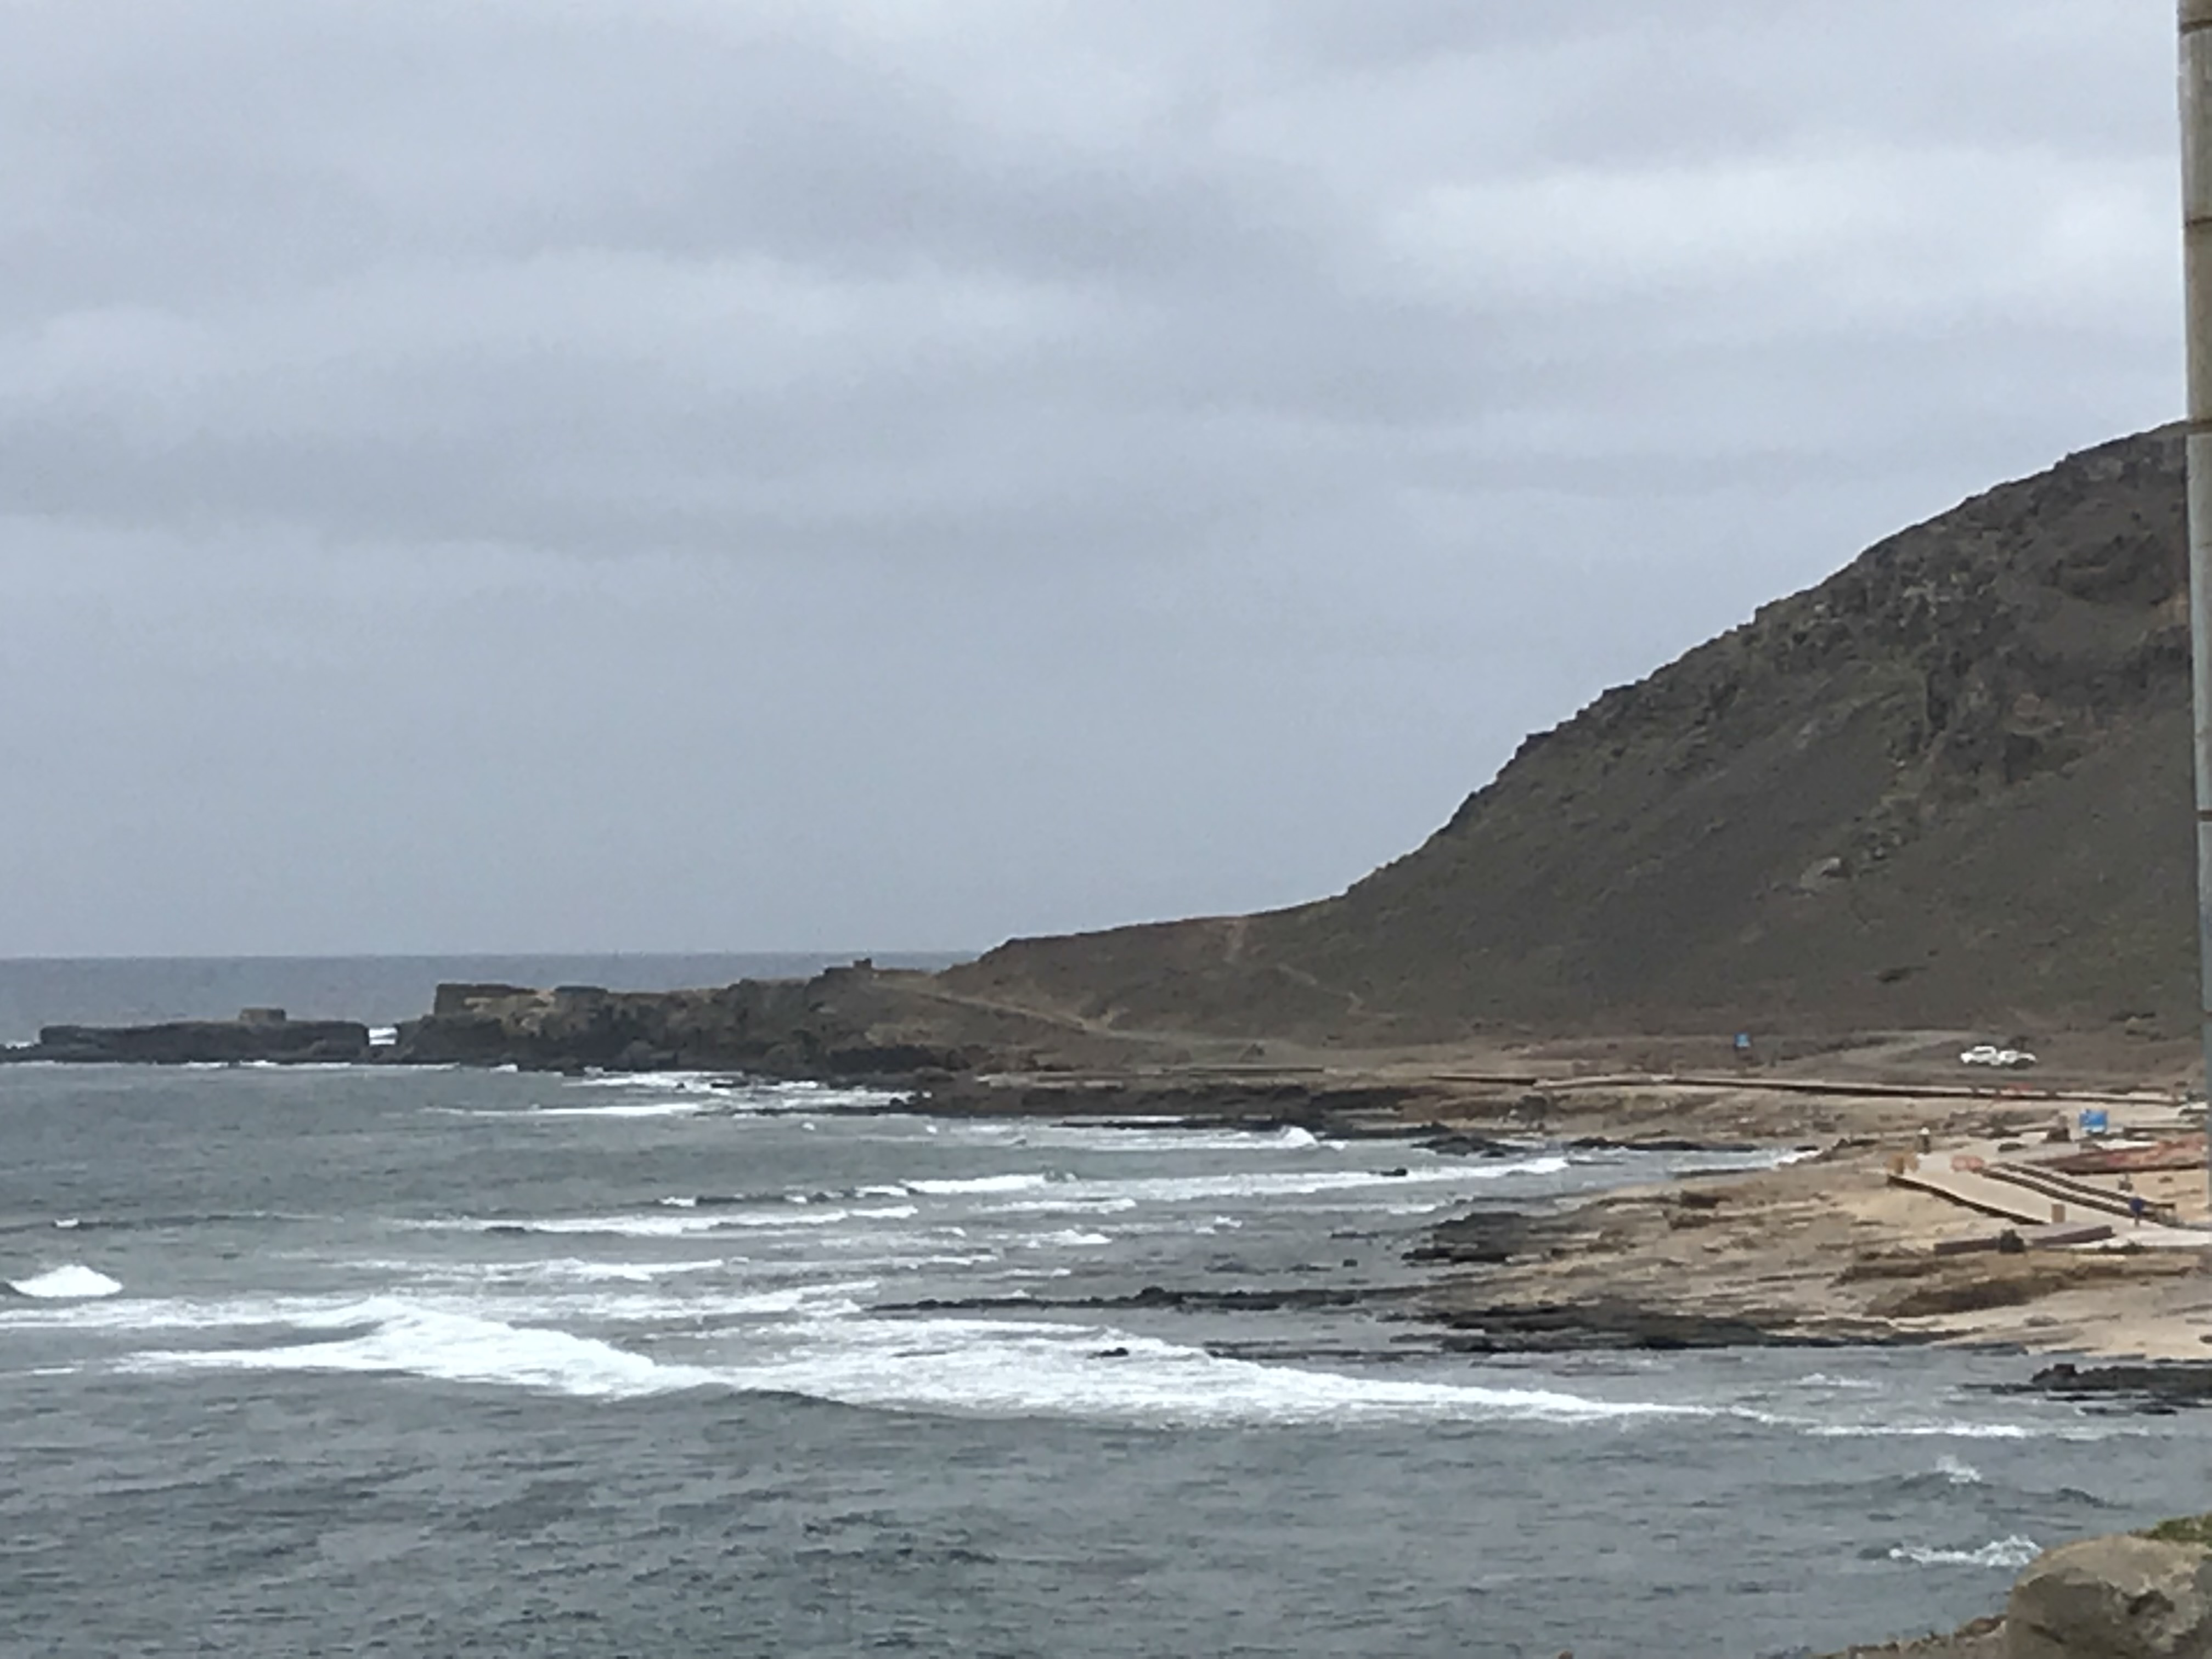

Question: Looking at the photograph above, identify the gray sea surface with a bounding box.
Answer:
[2,1035,2209,1653]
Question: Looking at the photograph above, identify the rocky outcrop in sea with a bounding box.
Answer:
[9,1010,371,1064]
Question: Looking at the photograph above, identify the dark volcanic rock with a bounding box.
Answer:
[941,428,2196,1038]
[1566,1135,1762,1154]
[2018,1362,2212,1409]
[1431,1298,1825,1352]
[393,974,994,1078]
[1419,1132,1525,1157]
[878,1284,1391,1315]
[1404,1207,1544,1266]
[22,1018,371,1064]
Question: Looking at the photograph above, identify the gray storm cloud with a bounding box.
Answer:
[0,1,2183,955]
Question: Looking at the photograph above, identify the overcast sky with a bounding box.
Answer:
[0,0,2183,957]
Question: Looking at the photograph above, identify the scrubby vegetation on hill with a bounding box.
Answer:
[951,428,2194,1039]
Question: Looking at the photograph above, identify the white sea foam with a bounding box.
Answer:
[409,1212,729,1239]
[9,1264,122,1299]
[709,1314,1703,1427]
[0,1289,374,1335]
[121,1299,717,1400]
[1937,1454,1983,1486]
[568,1071,726,1092]
[1736,1412,2135,1443]
[692,1281,879,1318]
[958,1161,1560,1215]
[776,1080,914,1109]
[988,1197,1141,1217]
[560,1074,909,1113]
[408,1204,910,1238]
[906,1173,1056,1195]
[1889,1536,2040,1570]
[67,1268,2098,1444]
[333,1254,735,1288]
[1113,1157,1567,1202]
[1803,1421,2042,1441]
[525,1100,713,1119]
[943,1122,1335,1156]
[93,1282,1711,1426]
[520,1257,730,1285]
[712,1208,858,1230]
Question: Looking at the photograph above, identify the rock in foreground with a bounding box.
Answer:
[2005,1534,2212,1659]
[1821,1525,2212,1658]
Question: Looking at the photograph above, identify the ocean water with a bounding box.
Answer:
[4,1070,2209,1656]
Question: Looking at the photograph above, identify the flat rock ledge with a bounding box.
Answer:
[12,1017,371,1064]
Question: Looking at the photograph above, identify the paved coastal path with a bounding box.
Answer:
[1888,1137,2208,1248]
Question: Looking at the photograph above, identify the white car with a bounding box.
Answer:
[1959,1045,2037,1069]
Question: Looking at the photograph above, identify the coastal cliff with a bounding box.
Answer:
[951,427,2194,1041]
[13,428,2202,1067]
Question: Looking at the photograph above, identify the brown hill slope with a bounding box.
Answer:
[948,427,2195,1040]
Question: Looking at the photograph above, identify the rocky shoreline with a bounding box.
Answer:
[0,969,963,1074]
[17,1014,377,1065]
[13,977,2212,1378]
[20,980,2212,1658]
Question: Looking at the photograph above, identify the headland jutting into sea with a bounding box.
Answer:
[13,428,2212,1372]
[15,428,2212,1651]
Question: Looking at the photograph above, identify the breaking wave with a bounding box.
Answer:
[8,1264,122,1299]
[558,1074,910,1114]
[1888,1535,2040,1570]
[680,1314,1711,1427]
[404,1203,919,1239]
[906,1173,1056,1195]
[523,1100,715,1119]
[114,1296,1708,1425]
[120,1299,720,1400]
